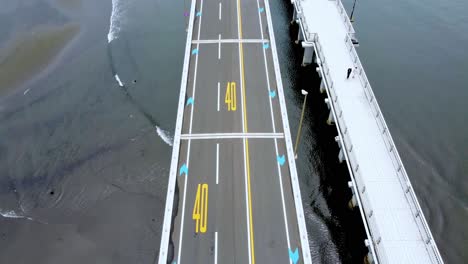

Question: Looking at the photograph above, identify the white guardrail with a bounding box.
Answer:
[334,0,355,38]
[294,0,355,42]
[311,32,379,263]
[343,34,444,264]
[293,2,312,41]
[293,0,444,263]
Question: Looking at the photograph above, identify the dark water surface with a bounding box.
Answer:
[0,0,466,263]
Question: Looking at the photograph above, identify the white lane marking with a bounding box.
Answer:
[193,39,269,44]
[237,1,251,263]
[177,0,204,262]
[178,148,190,264]
[256,4,276,134]
[158,0,197,260]
[264,0,312,262]
[273,138,291,262]
[242,139,251,264]
[218,34,222,60]
[217,82,220,111]
[216,144,219,184]
[255,0,291,260]
[219,2,222,20]
[215,231,219,264]
[181,132,284,140]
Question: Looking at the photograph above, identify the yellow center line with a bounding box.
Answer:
[237,0,256,263]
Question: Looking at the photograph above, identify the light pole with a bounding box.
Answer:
[294,89,308,159]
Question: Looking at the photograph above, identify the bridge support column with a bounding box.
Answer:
[327,111,335,125]
[291,7,302,24]
[364,240,375,264]
[364,253,375,264]
[347,181,357,209]
[324,98,330,109]
[324,98,335,125]
[291,8,298,24]
[335,136,345,163]
[348,195,357,209]
[320,79,326,93]
[301,42,314,66]
[316,67,322,79]
[295,28,304,44]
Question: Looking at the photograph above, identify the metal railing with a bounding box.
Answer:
[343,34,444,264]
[311,32,379,263]
[294,1,314,41]
[295,0,355,40]
[313,30,444,264]
[334,0,356,38]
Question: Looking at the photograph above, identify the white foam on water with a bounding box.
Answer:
[114,74,124,87]
[156,126,173,146]
[0,210,33,221]
[23,89,30,95]
[108,0,130,43]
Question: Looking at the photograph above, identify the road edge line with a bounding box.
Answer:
[263,0,313,263]
[157,0,197,262]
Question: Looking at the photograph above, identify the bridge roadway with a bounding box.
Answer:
[158,0,312,262]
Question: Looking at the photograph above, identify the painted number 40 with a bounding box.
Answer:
[225,82,237,111]
[192,183,208,233]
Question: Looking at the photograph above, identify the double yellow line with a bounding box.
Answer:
[237,0,256,262]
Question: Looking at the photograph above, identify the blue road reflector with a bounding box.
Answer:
[186,97,194,106]
[196,11,202,17]
[269,90,276,98]
[259,7,265,13]
[191,48,199,55]
[289,248,299,264]
[179,164,188,176]
[277,155,286,166]
[263,43,270,49]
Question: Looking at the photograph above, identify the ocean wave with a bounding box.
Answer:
[156,126,173,146]
[108,0,130,43]
[114,74,124,87]
[0,210,33,221]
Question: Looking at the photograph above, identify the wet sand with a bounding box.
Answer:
[0,0,173,262]
[0,23,80,96]
[55,0,83,11]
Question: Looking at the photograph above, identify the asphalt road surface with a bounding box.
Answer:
[168,0,306,262]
